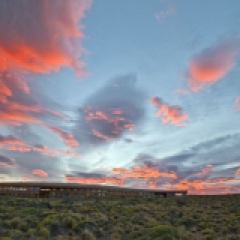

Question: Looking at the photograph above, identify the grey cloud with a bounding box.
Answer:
[189,133,240,153]
[74,74,145,146]
[0,155,15,166]
[10,125,41,144]
[2,150,62,179]
[134,152,195,168]
[66,171,107,179]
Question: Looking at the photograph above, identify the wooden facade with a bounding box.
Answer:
[0,182,187,199]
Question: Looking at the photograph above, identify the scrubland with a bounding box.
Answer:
[0,195,239,240]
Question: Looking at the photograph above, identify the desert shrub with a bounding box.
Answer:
[109,232,122,240]
[202,228,215,240]
[176,197,187,206]
[80,229,96,240]
[8,217,22,229]
[176,217,196,229]
[38,215,60,232]
[9,229,23,239]
[26,228,36,238]
[63,216,77,229]
[19,221,28,231]
[38,227,50,238]
[144,225,179,240]
[177,225,190,239]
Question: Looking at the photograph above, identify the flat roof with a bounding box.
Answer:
[0,182,187,193]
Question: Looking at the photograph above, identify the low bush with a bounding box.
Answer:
[38,227,50,238]
[80,229,96,240]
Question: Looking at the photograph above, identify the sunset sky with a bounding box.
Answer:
[0,0,240,195]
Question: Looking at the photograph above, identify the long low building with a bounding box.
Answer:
[0,182,187,199]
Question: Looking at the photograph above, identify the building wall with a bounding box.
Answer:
[0,185,186,199]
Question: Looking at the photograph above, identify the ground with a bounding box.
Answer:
[0,195,239,240]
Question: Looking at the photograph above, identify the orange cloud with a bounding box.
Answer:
[112,164,177,180]
[164,175,240,195]
[0,1,91,127]
[0,135,32,153]
[0,134,79,158]
[84,106,135,141]
[92,129,110,141]
[0,0,92,74]
[186,38,240,91]
[147,179,158,188]
[46,125,79,148]
[0,135,26,146]
[235,168,240,175]
[32,169,48,177]
[150,97,188,126]
[194,166,212,176]
[65,162,240,195]
[65,176,123,185]
[0,71,66,126]
[65,163,177,187]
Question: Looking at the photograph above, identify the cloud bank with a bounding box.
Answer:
[0,0,91,127]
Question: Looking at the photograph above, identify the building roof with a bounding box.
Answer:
[0,182,187,193]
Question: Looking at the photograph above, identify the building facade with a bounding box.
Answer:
[0,182,187,199]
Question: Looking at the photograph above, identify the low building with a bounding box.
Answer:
[0,182,187,199]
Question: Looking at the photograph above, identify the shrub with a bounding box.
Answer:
[8,217,21,229]
[63,216,77,229]
[177,217,196,229]
[9,229,23,239]
[143,225,179,240]
[109,232,122,240]
[38,227,50,238]
[26,228,36,238]
[80,229,96,240]
[19,221,28,231]
[202,228,215,240]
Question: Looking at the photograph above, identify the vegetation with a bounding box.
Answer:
[0,195,239,239]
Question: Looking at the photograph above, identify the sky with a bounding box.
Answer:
[0,0,240,195]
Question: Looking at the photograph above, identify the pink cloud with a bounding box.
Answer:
[168,177,240,195]
[46,125,79,148]
[186,38,240,91]
[150,97,188,126]
[65,176,123,185]
[0,0,92,74]
[0,134,79,158]
[194,166,212,176]
[92,129,110,141]
[0,135,27,146]
[32,169,48,177]
[235,168,240,176]
[83,106,136,141]
[0,70,67,126]
[112,164,177,180]
[0,0,91,127]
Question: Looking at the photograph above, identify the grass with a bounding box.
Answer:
[0,195,239,239]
